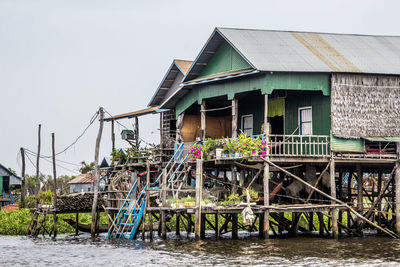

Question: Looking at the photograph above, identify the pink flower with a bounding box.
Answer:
[267,145,271,149]
[261,151,266,155]
[261,141,265,145]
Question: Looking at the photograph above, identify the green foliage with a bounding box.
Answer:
[219,193,241,206]
[0,209,109,235]
[243,187,259,202]
[79,161,94,174]
[110,149,127,162]
[37,190,53,204]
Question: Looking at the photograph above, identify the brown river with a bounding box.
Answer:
[1,233,400,266]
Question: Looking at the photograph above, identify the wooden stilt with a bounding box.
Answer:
[195,159,203,239]
[200,214,206,239]
[232,213,238,239]
[330,159,338,239]
[187,214,192,236]
[318,212,324,237]
[395,160,400,234]
[356,163,363,234]
[149,212,153,240]
[309,212,314,232]
[263,163,270,238]
[259,212,264,237]
[51,133,57,239]
[161,169,167,239]
[75,212,79,236]
[215,213,220,239]
[176,212,180,236]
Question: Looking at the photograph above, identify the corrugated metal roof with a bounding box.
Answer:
[148,59,193,107]
[104,106,161,121]
[69,173,94,184]
[217,27,400,74]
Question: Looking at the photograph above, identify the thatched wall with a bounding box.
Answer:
[331,73,400,139]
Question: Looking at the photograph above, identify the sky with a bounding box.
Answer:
[1,0,400,177]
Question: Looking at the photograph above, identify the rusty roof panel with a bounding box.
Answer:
[217,28,400,74]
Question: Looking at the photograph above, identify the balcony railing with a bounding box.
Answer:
[269,135,330,157]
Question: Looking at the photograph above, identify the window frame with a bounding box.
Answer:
[241,114,254,136]
[298,106,313,136]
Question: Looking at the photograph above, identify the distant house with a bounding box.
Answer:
[0,163,21,205]
[69,173,94,193]
[68,172,107,193]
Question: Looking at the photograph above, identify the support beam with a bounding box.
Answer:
[91,107,104,238]
[51,133,57,239]
[195,159,203,239]
[176,212,181,236]
[356,163,363,233]
[200,214,206,238]
[330,159,338,238]
[263,93,270,239]
[215,213,220,239]
[231,98,238,138]
[396,145,400,234]
[111,120,115,151]
[161,168,167,239]
[20,148,25,208]
[232,213,238,239]
[200,100,206,140]
[135,116,139,150]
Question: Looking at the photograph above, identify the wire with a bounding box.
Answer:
[25,150,79,174]
[24,110,99,158]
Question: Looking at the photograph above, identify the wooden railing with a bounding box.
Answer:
[269,135,330,157]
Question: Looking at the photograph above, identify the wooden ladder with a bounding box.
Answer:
[27,204,50,237]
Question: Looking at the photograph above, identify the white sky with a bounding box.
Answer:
[1,0,400,176]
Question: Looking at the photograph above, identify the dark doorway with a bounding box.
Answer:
[3,176,10,194]
[269,116,284,134]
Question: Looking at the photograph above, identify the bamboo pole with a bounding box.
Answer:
[91,107,104,237]
[51,133,57,238]
[330,158,338,238]
[262,158,398,238]
[20,148,25,208]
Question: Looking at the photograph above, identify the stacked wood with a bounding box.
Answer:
[56,193,105,212]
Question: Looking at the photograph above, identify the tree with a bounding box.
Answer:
[80,161,94,174]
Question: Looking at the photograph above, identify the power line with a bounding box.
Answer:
[25,150,79,174]
[24,110,99,158]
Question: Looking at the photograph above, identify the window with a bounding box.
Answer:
[241,115,253,136]
[299,107,312,135]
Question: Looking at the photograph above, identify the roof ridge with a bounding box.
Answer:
[216,27,400,38]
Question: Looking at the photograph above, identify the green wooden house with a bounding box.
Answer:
[159,28,400,159]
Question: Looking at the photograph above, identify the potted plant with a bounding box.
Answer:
[189,143,202,160]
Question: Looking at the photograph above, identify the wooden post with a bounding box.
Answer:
[187,214,192,236]
[232,213,238,239]
[149,212,153,240]
[231,166,237,193]
[395,146,400,234]
[91,107,104,237]
[135,116,139,150]
[161,168,167,239]
[215,213,219,239]
[111,120,115,151]
[20,148,25,208]
[263,93,270,238]
[195,159,203,239]
[200,100,206,140]
[176,212,181,236]
[259,213,264,237]
[318,213,324,236]
[330,158,338,238]
[36,124,41,204]
[142,160,151,240]
[231,98,238,138]
[200,214,206,238]
[356,163,363,233]
[75,212,79,236]
[51,133,57,238]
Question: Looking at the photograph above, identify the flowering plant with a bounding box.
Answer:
[189,143,202,159]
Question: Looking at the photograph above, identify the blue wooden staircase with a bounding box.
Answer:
[106,143,190,240]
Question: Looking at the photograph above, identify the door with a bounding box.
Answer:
[299,107,312,135]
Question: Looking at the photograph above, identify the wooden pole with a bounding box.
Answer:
[232,213,238,239]
[135,116,139,150]
[263,158,398,238]
[111,120,115,151]
[36,124,41,204]
[330,158,338,238]
[195,159,203,239]
[395,159,400,234]
[142,160,151,240]
[356,163,363,233]
[200,100,206,140]
[231,98,238,138]
[75,212,79,236]
[161,168,167,239]
[263,93,270,238]
[51,133,57,238]
[91,107,104,237]
[20,148,25,208]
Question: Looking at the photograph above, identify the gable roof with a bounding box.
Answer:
[0,163,21,180]
[183,27,400,83]
[148,59,193,107]
[68,173,94,184]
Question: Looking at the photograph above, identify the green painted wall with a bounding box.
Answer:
[176,73,330,117]
[238,92,264,135]
[197,41,251,79]
[285,91,331,135]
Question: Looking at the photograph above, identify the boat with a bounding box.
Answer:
[63,219,109,233]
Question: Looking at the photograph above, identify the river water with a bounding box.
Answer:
[1,233,400,266]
